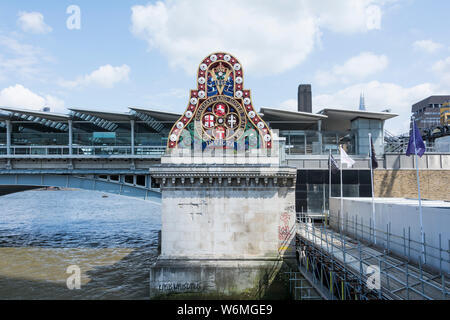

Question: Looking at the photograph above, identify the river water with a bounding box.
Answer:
[0,189,161,300]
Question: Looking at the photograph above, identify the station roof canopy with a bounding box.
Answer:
[260,107,327,122]
[0,107,70,131]
[0,110,10,120]
[0,106,70,122]
[129,107,182,133]
[318,108,398,131]
[128,107,181,123]
[69,108,132,122]
[318,108,398,121]
[259,107,327,130]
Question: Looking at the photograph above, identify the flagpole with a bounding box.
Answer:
[339,145,343,233]
[368,133,376,245]
[412,118,425,261]
[329,149,332,220]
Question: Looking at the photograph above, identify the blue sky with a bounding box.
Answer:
[0,0,449,134]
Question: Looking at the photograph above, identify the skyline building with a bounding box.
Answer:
[411,95,450,132]
[359,93,366,111]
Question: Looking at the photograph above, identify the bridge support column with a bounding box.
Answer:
[130,120,135,155]
[6,120,11,156]
[149,163,297,299]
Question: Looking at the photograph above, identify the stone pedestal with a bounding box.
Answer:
[149,164,297,299]
[149,259,288,299]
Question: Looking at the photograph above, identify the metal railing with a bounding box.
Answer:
[0,145,166,156]
[324,214,450,274]
[285,270,323,300]
[384,141,447,153]
[296,219,449,300]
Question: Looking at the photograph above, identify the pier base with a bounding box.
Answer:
[149,257,294,299]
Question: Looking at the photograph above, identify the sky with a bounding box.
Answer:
[0,0,449,134]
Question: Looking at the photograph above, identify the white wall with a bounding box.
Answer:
[329,197,450,272]
[161,182,296,260]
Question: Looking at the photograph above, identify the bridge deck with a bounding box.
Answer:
[297,223,449,300]
[0,173,161,202]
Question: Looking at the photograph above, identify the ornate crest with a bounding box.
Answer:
[167,52,272,151]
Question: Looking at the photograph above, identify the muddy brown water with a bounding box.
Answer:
[0,189,161,300]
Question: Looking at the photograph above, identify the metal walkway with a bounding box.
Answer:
[285,270,324,300]
[296,222,449,300]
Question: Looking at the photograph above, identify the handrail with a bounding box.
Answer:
[0,145,166,156]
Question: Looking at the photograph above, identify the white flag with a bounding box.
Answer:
[340,145,355,167]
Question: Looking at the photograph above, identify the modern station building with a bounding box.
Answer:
[0,106,177,156]
[411,95,450,132]
[0,85,398,215]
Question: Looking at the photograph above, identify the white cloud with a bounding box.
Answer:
[313,81,438,134]
[43,94,65,112]
[279,99,298,111]
[60,64,131,89]
[17,11,52,34]
[0,35,50,80]
[281,52,450,135]
[0,84,65,113]
[413,39,443,54]
[130,0,392,75]
[432,56,450,85]
[315,52,388,86]
[277,80,442,135]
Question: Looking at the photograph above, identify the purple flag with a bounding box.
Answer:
[329,154,339,174]
[406,121,425,157]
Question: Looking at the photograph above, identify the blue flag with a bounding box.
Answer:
[406,121,425,157]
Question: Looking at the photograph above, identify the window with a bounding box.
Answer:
[151,179,160,189]
[295,169,372,213]
[124,175,134,184]
[136,175,146,187]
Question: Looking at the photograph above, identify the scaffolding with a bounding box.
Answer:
[323,213,450,274]
[295,218,450,300]
[384,128,449,153]
[285,270,323,300]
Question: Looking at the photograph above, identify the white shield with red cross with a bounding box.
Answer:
[214,126,226,139]
[203,114,215,128]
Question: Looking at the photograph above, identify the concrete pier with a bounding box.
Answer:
[149,164,297,298]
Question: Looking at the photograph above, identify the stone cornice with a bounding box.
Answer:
[150,164,297,187]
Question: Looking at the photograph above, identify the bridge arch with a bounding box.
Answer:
[0,173,161,203]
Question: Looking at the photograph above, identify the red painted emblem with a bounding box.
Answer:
[203,114,215,128]
[214,103,226,116]
[214,126,226,139]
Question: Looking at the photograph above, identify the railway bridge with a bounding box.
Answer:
[0,149,163,201]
